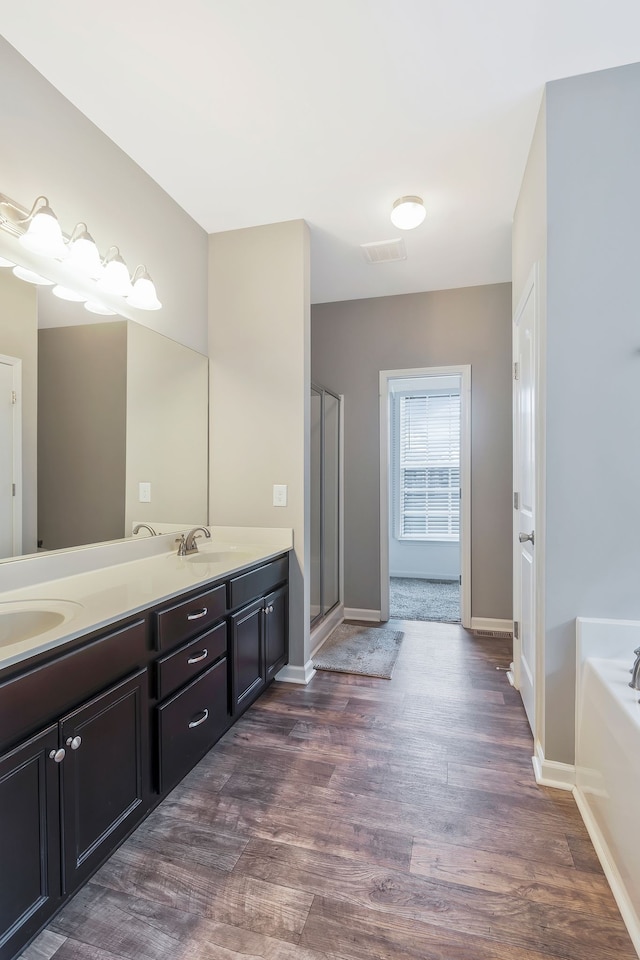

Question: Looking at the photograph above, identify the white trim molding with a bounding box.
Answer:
[573,787,640,957]
[470,617,513,636]
[276,660,316,685]
[310,603,344,658]
[531,740,575,791]
[344,607,381,623]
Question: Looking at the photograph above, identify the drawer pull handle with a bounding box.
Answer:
[187,649,208,665]
[187,607,208,621]
[188,708,209,729]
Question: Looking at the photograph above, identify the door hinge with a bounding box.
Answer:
[514,620,519,640]
[459,575,462,586]
[513,491,520,510]
[12,483,16,497]
[513,362,520,381]
[11,390,17,405]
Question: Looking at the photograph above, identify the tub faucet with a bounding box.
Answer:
[132,523,157,537]
[181,526,211,555]
[629,647,640,690]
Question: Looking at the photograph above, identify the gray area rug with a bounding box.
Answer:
[313,623,404,679]
[390,577,460,622]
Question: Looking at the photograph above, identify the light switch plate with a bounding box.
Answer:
[138,481,151,503]
[273,484,288,507]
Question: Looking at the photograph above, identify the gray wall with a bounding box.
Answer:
[312,283,513,619]
[545,63,640,763]
[38,324,127,549]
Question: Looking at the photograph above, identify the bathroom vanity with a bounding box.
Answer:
[0,531,291,960]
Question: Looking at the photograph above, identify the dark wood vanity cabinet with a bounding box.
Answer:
[1,550,289,960]
[0,621,149,960]
[229,559,289,714]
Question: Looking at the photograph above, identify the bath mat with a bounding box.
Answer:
[313,623,404,679]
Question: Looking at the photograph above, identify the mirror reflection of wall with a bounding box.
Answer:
[0,269,209,559]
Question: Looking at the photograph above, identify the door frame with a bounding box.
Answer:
[379,364,471,627]
[511,263,545,750]
[0,353,22,557]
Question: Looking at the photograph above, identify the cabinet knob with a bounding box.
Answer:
[66,736,82,750]
[49,748,66,763]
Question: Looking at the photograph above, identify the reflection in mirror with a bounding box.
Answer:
[0,269,208,560]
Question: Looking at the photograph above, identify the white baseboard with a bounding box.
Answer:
[276,660,316,685]
[310,604,344,658]
[390,571,458,582]
[531,740,575,791]
[470,617,513,636]
[344,607,381,622]
[573,786,640,957]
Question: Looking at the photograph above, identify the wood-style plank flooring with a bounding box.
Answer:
[20,620,636,960]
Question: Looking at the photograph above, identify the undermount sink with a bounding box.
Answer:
[186,550,254,565]
[0,599,84,648]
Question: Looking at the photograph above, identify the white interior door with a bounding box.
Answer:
[513,280,537,733]
[0,356,21,558]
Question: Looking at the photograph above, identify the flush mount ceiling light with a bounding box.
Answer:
[127,265,162,310]
[19,196,68,260]
[0,190,162,314]
[390,195,426,230]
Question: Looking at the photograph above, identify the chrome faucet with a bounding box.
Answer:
[177,526,211,556]
[629,647,640,690]
[132,523,157,537]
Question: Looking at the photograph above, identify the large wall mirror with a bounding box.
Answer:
[0,266,209,561]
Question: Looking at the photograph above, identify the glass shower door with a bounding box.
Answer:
[310,384,341,627]
[310,387,323,625]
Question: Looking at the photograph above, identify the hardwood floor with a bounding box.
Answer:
[20,620,636,960]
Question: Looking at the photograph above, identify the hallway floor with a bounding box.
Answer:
[21,621,635,960]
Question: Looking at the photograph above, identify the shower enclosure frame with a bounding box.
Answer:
[310,383,343,630]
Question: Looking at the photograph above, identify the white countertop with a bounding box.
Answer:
[0,526,293,672]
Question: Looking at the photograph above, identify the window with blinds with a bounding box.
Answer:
[396,391,461,540]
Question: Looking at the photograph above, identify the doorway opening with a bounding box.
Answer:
[379,365,471,627]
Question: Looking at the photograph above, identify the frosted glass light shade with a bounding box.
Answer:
[127,272,162,310]
[97,255,132,296]
[53,284,87,302]
[67,231,103,279]
[85,300,117,316]
[19,203,67,259]
[12,266,54,285]
[390,196,426,230]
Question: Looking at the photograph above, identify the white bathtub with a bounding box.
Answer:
[575,618,640,957]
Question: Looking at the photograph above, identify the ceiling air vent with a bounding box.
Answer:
[360,238,407,264]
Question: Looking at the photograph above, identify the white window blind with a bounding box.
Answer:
[397,392,460,540]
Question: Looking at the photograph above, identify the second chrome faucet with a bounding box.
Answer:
[176,526,211,556]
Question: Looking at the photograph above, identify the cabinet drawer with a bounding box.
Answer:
[0,619,147,754]
[228,555,288,610]
[157,659,228,792]
[156,621,227,700]
[155,585,226,651]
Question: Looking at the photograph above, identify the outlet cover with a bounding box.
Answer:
[138,481,151,503]
[273,484,288,507]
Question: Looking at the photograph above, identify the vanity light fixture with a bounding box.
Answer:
[97,246,133,297]
[0,190,162,313]
[66,223,103,279]
[19,196,68,260]
[127,265,162,311]
[390,195,427,230]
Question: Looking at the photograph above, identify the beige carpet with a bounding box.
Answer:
[313,623,404,679]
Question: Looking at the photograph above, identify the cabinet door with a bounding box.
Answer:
[264,585,288,681]
[0,725,61,960]
[60,669,148,894]
[230,598,265,714]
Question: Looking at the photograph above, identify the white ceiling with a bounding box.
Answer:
[1,1,640,304]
